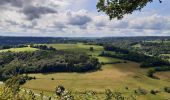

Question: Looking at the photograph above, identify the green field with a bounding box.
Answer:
[21,43,170,99]
[23,61,170,99]
[97,56,123,63]
[46,43,103,56]
[132,43,142,48]
[0,47,39,52]
[23,62,152,91]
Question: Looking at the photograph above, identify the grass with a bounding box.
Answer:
[0,47,39,53]
[23,61,170,99]
[155,71,170,81]
[23,62,170,91]
[23,62,139,91]
[46,43,103,56]
[20,43,170,99]
[97,56,123,63]
[132,43,142,48]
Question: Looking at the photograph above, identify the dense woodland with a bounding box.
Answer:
[100,45,170,68]
[0,50,100,81]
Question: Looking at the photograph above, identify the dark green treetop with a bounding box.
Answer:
[97,0,162,20]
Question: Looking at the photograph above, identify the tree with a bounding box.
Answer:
[147,69,155,77]
[90,47,94,52]
[97,0,162,20]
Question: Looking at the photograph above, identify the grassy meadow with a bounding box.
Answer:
[21,43,170,99]
[46,43,103,56]
[155,71,170,81]
[23,62,170,99]
[23,62,170,91]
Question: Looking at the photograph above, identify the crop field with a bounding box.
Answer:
[0,47,39,53]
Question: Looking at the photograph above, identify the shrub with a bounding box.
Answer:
[33,76,36,80]
[90,47,94,52]
[147,69,156,77]
[105,89,113,100]
[56,85,65,96]
[164,87,170,93]
[123,61,127,63]
[150,89,159,95]
[134,87,147,95]
[55,85,74,100]
[125,86,129,90]
[113,92,126,100]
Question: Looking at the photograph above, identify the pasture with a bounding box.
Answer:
[23,61,170,99]
[21,43,170,99]
[46,43,103,56]
[155,71,170,81]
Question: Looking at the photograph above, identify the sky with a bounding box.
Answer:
[0,0,169,37]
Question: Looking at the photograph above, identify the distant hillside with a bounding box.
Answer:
[0,37,62,45]
[1,36,170,45]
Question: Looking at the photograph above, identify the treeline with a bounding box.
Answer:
[0,45,28,50]
[139,42,170,56]
[0,44,56,51]
[0,50,100,81]
[101,45,170,68]
[30,45,56,51]
[0,37,74,45]
[104,45,129,54]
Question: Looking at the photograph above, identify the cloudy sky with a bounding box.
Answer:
[0,0,169,37]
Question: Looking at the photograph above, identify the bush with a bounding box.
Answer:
[164,87,170,93]
[147,69,156,78]
[123,61,127,63]
[33,76,36,80]
[113,92,126,100]
[105,89,113,100]
[150,89,159,95]
[134,87,147,95]
[89,47,94,52]
[56,85,65,96]
[55,85,74,100]
[125,86,129,90]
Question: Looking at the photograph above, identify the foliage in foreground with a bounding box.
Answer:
[0,76,133,100]
[1,76,170,100]
[97,0,162,20]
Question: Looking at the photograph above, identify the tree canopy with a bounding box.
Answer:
[97,0,162,20]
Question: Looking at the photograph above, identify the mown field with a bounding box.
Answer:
[21,43,170,100]
[0,47,38,52]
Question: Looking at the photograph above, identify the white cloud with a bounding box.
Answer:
[0,0,169,37]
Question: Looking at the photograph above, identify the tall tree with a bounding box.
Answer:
[97,0,162,20]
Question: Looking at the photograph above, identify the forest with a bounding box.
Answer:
[0,49,100,81]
